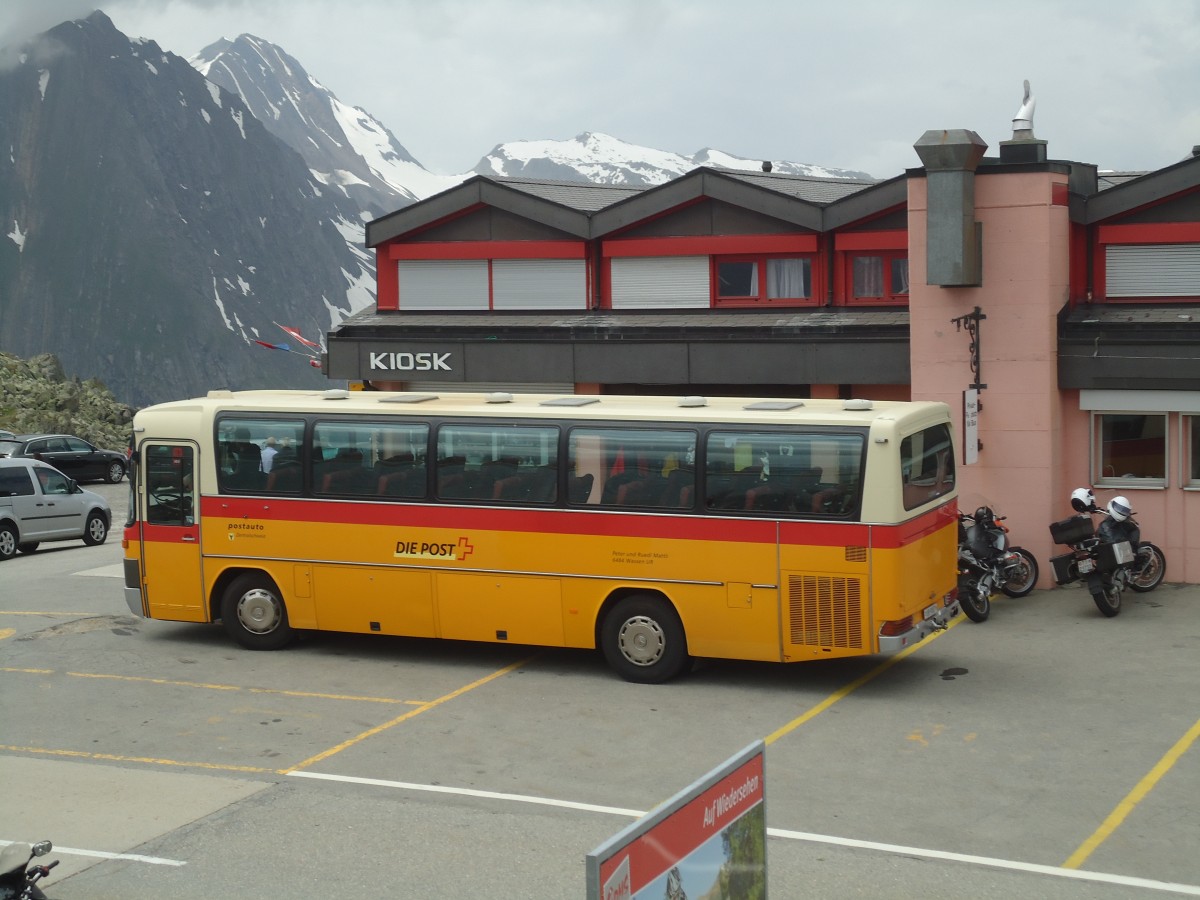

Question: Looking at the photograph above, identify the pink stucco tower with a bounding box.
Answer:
[908,125,1073,579]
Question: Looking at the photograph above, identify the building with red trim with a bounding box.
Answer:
[328,114,1200,584]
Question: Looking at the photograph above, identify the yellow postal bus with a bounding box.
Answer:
[122,389,959,682]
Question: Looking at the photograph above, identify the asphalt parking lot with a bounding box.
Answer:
[1,479,1198,898]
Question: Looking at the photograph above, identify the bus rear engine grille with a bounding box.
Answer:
[787,575,864,649]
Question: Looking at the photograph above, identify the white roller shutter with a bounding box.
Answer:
[493,259,586,310]
[398,260,488,310]
[1106,244,1200,297]
[610,256,711,309]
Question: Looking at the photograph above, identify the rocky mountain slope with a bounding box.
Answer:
[0,12,362,406]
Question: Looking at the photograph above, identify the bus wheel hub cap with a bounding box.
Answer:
[619,616,664,666]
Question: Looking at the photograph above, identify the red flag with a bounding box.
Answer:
[277,325,320,349]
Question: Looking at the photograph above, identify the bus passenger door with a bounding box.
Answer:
[139,443,206,622]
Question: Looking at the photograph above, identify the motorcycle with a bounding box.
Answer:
[1049,489,1167,617]
[0,840,57,900]
[957,505,1040,623]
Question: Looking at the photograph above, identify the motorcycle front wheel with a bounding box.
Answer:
[1091,584,1122,617]
[1128,543,1166,593]
[959,577,991,623]
[1000,548,1040,598]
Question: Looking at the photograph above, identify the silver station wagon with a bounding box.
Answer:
[0,458,112,559]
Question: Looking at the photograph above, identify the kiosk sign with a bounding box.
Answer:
[586,742,767,900]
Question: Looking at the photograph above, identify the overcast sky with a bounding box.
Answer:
[5,0,1199,178]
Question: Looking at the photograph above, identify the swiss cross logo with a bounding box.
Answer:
[455,536,475,559]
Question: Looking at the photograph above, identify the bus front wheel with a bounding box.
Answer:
[221,574,295,650]
[601,594,690,684]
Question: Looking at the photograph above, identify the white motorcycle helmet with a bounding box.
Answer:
[1070,487,1095,512]
[1107,496,1133,521]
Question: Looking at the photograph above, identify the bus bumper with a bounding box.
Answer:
[878,600,959,653]
[124,587,145,617]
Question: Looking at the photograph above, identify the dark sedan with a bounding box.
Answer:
[0,433,127,483]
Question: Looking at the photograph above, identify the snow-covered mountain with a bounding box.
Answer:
[473,132,874,186]
[191,35,463,213]
[0,12,360,404]
[190,38,873,204]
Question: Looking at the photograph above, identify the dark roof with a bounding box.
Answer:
[367,166,898,246]
[493,177,645,211]
[1097,171,1150,191]
[717,169,880,204]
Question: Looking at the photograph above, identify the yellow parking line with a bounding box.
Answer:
[0,629,14,641]
[764,615,963,746]
[1063,716,1200,869]
[284,656,536,773]
[0,667,422,705]
[0,744,278,774]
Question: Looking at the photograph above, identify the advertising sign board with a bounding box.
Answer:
[586,741,766,900]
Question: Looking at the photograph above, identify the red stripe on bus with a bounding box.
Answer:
[194,496,954,547]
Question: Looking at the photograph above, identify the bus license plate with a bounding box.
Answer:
[923,603,939,620]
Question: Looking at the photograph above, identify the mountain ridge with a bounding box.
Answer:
[1,12,878,409]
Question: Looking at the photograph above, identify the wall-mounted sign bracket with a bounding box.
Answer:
[951,306,988,402]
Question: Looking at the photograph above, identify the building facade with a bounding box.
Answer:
[327,118,1200,584]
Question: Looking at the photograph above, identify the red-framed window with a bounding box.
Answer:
[832,230,908,307]
[712,255,817,307]
[842,252,909,306]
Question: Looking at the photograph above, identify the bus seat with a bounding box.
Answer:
[568,473,594,504]
[660,469,694,508]
[616,476,665,507]
[266,463,301,492]
[492,473,530,500]
[526,466,557,502]
[813,485,849,513]
[320,466,373,495]
[377,468,425,498]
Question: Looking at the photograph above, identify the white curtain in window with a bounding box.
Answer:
[853,257,884,297]
[892,258,909,294]
[767,258,810,298]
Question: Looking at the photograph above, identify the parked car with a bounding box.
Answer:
[0,433,127,483]
[0,458,112,559]
[0,430,15,440]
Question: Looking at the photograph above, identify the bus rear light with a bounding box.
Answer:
[945,588,958,606]
[879,616,914,637]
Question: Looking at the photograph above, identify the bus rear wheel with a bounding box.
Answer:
[221,574,295,650]
[601,594,690,684]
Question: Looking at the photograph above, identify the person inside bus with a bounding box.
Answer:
[260,437,278,473]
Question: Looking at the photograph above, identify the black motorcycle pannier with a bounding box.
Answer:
[1050,553,1077,585]
[1050,515,1094,545]
[1095,540,1134,573]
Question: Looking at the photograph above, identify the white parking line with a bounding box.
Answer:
[76,563,124,578]
[0,840,184,867]
[288,771,1200,896]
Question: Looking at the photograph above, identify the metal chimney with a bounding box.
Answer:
[914,129,987,287]
[1000,80,1048,164]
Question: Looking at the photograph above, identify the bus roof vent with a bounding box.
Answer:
[485,392,514,404]
[843,399,874,410]
[379,393,439,404]
[678,396,708,408]
[322,389,350,400]
[745,400,805,411]
[207,389,235,399]
[541,396,601,407]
